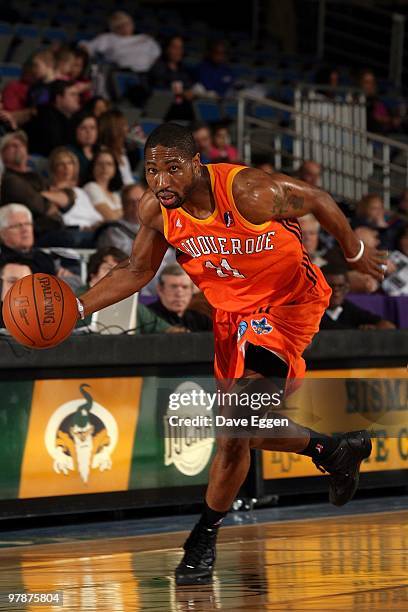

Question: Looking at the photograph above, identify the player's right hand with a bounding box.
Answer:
[349,245,388,281]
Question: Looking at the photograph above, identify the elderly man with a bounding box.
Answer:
[0,204,56,274]
[0,130,75,238]
[299,214,327,267]
[81,11,160,74]
[0,204,80,288]
[148,264,212,331]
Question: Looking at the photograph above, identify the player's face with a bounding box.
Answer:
[145,146,200,209]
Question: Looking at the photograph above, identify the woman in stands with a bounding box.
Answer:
[48,146,102,233]
[97,109,136,185]
[69,111,98,185]
[83,146,123,221]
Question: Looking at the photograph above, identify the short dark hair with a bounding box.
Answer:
[0,256,33,276]
[87,247,128,284]
[321,263,348,278]
[49,80,76,104]
[144,123,197,158]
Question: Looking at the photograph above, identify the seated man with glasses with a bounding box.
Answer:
[320,264,395,330]
[0,203,56,275]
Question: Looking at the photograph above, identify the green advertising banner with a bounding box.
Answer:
[0,382,33,499]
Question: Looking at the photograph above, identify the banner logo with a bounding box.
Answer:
[164,382,214,476]
[44,384,118,484]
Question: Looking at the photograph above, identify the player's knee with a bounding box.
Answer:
[216,436,250,459]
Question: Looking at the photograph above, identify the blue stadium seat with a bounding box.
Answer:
[193,99,221,123]
[0,63,22,78]
[224,101,238,119]
[14,24,42,38]
[111,71,141,100]
[0,23,13,35]
[140,119,161,135]
[253,105,279,121]
[42,28,68,42]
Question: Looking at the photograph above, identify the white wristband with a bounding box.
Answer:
[76,297,85,320]
[345,240,365,263]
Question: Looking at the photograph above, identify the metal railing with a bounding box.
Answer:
[314,0,406,88]
[236,91,408,208]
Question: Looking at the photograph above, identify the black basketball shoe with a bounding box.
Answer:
[175,522,218,586]
[313,430,372,506]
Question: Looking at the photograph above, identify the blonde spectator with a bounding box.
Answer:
[48,147,103,230]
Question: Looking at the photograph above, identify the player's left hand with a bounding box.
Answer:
[348,245,388,281]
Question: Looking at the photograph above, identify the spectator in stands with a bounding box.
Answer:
[48,147,102,233]
[27,49,57,108]
[298,160,322,187]
[84,96,110,118]
[148,35,195,121]
[252,155,274,175]
[314,65,340,99]
[324,223,382,294]
[209,121,239,163]
[358,69,401,135]
[0,256,34,328]
[396,225,408,257]
[96,182,145,252]
[299,214,327,267]
[83,147,123,221]
[194,40,234,97]
[397,189,408,216]
[319,264,395,330]
[69,111,98,185]
[97,109,135,185]
[26,80,81,157]
[355,193,402,250]
[191,121,212,163]
[0,203,61,278]
[0,93,17,138]
[0,131,73,237]
[149,264,212,331]
[70,46,92,103]
[2,60,36,126]
[0,257,33,302]
[80,11,161,74]
[54,46,76,81]
[83,246,180,334]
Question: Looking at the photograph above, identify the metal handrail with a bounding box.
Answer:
[236,92,408,207]
[239,93,408,152]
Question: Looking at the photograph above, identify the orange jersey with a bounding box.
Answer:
[161,163,330,314]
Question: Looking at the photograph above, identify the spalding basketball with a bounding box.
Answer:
[2,273,79,349]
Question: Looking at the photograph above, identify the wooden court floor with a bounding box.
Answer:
[0,510,407,611]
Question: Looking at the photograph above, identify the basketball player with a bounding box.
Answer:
[77,123,386,586]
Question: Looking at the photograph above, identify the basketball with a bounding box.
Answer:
[2,273,78,349]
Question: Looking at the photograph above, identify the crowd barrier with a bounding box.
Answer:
[0,330,406,520]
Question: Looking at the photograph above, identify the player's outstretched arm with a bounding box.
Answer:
[79,193,168,318]
[233,169,387,281]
